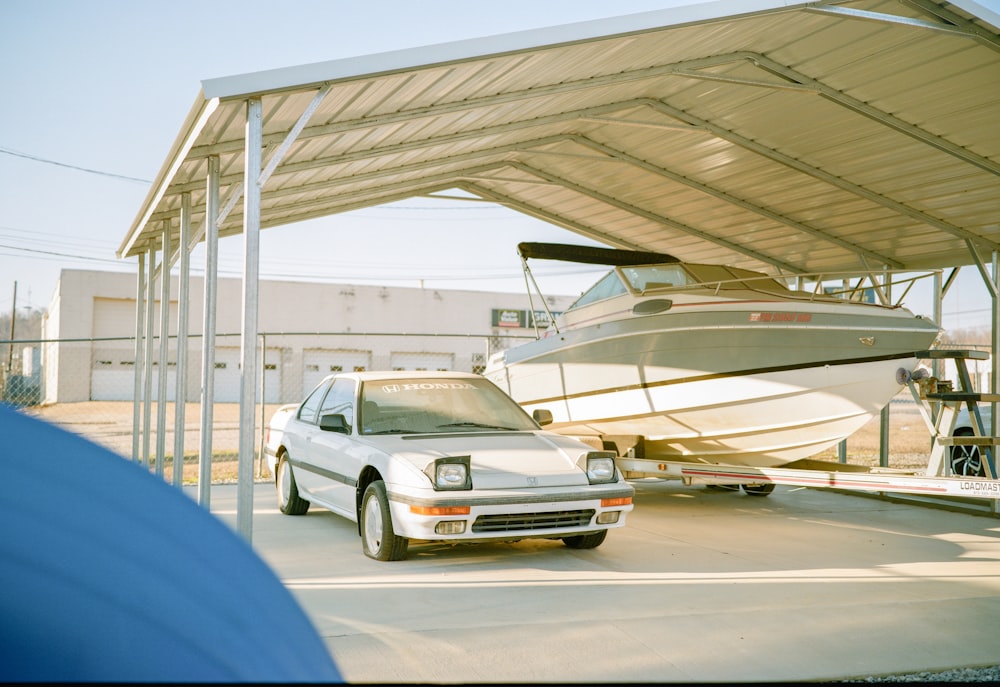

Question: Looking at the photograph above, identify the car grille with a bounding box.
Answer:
[471,509,596,533]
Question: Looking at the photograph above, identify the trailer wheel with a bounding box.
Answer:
[950,427,986,477]
[742,483,775,496]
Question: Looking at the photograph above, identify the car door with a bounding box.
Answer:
[303,377,359,517]
[283,378,331,498]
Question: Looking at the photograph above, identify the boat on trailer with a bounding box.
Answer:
[485,242,943,469]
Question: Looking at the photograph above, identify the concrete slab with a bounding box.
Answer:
[190,479,1000,683]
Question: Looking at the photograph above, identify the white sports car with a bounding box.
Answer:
[264,371,634,561]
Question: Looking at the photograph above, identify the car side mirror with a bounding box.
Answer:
[532,408,553,427]
[319,413,350,434]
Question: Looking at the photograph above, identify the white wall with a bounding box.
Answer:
[43,269,574,403]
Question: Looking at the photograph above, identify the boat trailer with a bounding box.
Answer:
[607,349,1000,505]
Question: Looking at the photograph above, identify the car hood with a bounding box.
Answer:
[368,431,595,489]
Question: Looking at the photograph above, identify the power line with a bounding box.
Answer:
[0,244,122,264]
[0,146,151,184]
[0,147,501,212]
[0,237,603,284]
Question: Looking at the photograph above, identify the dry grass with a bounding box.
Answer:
[811,400,935,470]
[164,453,251,485]
[21,401,278,485]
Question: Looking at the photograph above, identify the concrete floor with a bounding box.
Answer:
[193,479,1000,683]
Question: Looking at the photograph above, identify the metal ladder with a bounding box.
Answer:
[908,349,997,479]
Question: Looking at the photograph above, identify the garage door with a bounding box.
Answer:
[91,347,182,402]
[303,349,372,393]
[213,347,241,402]
[390,352,454,371]
[91,347,144,401]
[212,347,280,403]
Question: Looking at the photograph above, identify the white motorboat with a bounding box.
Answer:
[485,243,942,467]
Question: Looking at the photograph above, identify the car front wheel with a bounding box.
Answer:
[361,481,409,561]
[562,529,607,549]
[277,452,310,515]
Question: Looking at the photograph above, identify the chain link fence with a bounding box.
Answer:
[2,330,532,483]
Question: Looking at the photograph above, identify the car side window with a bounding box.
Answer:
[297,381,330,424]
[319,378,356,429]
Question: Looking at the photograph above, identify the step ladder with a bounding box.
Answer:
[907,349,997,479]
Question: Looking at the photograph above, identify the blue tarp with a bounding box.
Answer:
[0,405,342,683]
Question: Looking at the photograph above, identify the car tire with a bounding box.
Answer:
[361,481,409,561]
[950,427,986,477]
[277,452,310,515]
[562,529,607,549]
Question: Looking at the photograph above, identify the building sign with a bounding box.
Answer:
[492,309,526,328]
[529,310,561,328]
[492,309,563,329]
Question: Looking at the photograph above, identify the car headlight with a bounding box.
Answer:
[424,455,472,491]
[582,451,618,485]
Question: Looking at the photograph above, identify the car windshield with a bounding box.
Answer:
[358,377,540,435]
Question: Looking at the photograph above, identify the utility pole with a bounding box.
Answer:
[5,281,16,401]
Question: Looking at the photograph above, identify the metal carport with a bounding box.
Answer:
[118,0,1000,539]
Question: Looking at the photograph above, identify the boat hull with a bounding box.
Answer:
[486,304,940,467]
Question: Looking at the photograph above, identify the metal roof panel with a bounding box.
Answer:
[122,0,1000,284]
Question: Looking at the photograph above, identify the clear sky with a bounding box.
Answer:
[0,0,996,331]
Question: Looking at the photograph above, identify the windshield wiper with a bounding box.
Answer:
[436,422,518,431]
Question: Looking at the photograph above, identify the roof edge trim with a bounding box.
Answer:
[948,0,1000,29]
[201,0,809,99]
[119,94,219,259]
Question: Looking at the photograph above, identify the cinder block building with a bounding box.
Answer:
[41,269,574,405]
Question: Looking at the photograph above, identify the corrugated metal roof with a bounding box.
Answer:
[120,0,1000,280]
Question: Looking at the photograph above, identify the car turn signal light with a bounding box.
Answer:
[410,505,471,516]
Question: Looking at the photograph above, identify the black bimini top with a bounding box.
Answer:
[517,242,679,266]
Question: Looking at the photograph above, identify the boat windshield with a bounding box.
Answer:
[567,262,795,310]
[683,264,792,295]
[619,264,693,293]
[618,263,793,295]
[568,270,628,309]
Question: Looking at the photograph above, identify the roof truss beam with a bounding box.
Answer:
[209,160,516,229]
[189,53,754,159]
[561,134,903,268]
[198,148,802,274]
[639,98,1000,253]
[499,160,805,273]
[171,84,989,248]
[738,53,1000,176]
[805,3,979,35]
[171,129,839,269]
[175,107,980,267]
[187,49,997,183]
[134,12,999,275]
[806,0,1000,52]
[457,181,654,253]
[158,110,975,270]
[163,51,997,251]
